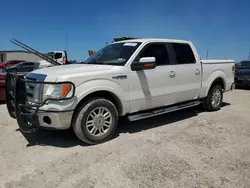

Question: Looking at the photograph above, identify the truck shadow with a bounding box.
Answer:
[117,102,230,134]
[20,102,231,148]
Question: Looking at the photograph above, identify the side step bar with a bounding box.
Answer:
[128,101,201,121]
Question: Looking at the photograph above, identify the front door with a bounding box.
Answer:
[128,42,177,113]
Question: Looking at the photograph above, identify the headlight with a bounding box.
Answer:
[42,83,74,101]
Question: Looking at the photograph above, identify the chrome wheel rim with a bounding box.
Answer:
[211,89,221,107]
[86,107,112,137]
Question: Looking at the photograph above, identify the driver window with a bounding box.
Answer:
[139,44,170,66]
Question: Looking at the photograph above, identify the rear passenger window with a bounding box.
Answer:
[172,43,196,64]
[139,44,170,66]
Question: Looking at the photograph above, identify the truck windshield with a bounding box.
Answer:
[82,42,141,66]
[237,61,250,68]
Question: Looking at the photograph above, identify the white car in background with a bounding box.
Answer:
[37,51,68,68]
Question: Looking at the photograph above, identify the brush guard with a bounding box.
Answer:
[5,72,75,133]
[5,72,40,133]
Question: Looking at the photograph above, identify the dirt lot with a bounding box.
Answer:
[0,89,250,188]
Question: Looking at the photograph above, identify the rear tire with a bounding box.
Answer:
[72,98,118,145]
[202,85,223,111]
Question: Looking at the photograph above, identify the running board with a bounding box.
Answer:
[128,101,201,121]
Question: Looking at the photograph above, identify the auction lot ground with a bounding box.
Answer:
[0,89,250,188]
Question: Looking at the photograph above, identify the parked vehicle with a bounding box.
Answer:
[5,61,38,74]
[38,51,68,68]
[0,60,25,72]
[235,60,250,87]
[5,38,235,145]
[0,73,6,101]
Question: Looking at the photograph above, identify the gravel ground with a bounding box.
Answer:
[0,89,250,188]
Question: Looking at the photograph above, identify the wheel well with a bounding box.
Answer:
[211,77,225,91]
[75,90,123,115]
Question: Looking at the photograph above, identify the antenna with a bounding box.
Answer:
[66,31,69,52]
[11,38,61,66]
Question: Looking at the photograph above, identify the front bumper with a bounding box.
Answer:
[37,110,73,130]
[235,77,250,86]
[5,73,74,133]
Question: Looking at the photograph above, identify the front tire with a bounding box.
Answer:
[203,85,223,111]
[72,98,118,145]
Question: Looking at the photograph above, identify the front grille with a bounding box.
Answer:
[237,75,250,80]
[25,76,37,98]
[24,73,47,103]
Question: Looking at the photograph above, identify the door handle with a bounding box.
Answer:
[195,69,200,75]
[169,71,175,77]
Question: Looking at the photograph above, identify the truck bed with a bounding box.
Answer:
[200,59,235,98]
[201,59,235,64]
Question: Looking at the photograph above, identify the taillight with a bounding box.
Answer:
[232,65,235,75]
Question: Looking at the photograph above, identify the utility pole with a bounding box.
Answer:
[65,31,69,52]
[206,49,208,59]
[248,52,250,60]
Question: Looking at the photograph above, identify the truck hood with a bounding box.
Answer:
[31,64,114,79]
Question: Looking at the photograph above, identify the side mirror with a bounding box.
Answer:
[131,57,156,71]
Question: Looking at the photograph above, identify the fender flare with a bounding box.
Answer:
[205,70,226,96]
[74,79,128,115]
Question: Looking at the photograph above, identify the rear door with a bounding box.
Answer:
[167,42,201,102]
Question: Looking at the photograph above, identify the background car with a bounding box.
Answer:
[5,61,38,74]
[0,60,25,72]
[235,60,250,87]
[0,73,6,101]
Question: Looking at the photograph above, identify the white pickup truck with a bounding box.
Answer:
[5,38,235,145]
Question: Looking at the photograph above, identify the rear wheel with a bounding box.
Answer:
[202,85,223,111]
[72,98,118,145]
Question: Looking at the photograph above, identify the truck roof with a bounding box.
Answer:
[112,38,191,44]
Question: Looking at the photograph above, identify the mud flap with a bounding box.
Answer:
[5,73,40,133]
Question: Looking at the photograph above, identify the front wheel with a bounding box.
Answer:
[202,85,223,111]
[72,98,118,145]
